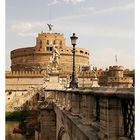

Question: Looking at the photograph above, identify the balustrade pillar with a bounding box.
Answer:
[98,97,124,140]
[53,91,57,103]
[65,92,72,111]
[55,91,59,103]
[80,94,86,118]
[61,92,66,108]
[80,94,96,124]
[71,92,80,114]
[57,92,61,105]
[59,93,63,107]
[86,95,94,123]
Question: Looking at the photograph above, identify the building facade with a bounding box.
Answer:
[96,66,133,88]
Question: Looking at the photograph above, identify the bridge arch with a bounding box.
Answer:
[57,126,65,140]
[57,126,70,140]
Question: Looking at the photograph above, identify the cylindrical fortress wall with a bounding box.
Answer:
[11,47,89,73]
[10,32,90,73]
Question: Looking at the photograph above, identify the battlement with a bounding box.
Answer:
[6,71,43,78]
[108,77,133,83]
[38,32,64,38]
[109,66,124,71]
[78,71,96,78]
[11,47,35,59]
[36,32,66,50]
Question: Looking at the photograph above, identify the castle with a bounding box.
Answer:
[96,66,133,88]
[10,31,89,74]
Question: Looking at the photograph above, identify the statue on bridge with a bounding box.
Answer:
[50,44,60,72]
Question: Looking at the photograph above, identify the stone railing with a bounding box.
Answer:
[43,88,134,140]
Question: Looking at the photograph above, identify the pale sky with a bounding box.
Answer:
[6,0,134,70]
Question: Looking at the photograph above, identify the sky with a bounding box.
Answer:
[6,0,134,70]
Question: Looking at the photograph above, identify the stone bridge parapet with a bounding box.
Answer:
[36,87,134,140]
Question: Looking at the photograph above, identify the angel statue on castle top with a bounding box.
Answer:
[47,24,53,33]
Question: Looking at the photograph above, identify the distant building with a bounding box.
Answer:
[96,66,133,88]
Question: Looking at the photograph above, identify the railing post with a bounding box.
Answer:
[98,97,124,140]
[65,92,72,111]
[71,91,80,114]
[61,91,66,108]
[80,94,95,124]
[120,99,134,140]
[58,92,61,105]
[60,92,63,107]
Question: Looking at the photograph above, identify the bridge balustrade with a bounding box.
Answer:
[43,88,134,140]
[122,99,134,140]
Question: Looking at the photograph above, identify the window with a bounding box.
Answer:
[8,91,12,95]
[60,41,62,45]
[50,47,52,51]
[47,40,49,45]
[47,47,50,51]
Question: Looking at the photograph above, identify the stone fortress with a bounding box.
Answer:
[10,31,89,74]
[95,65,133,88]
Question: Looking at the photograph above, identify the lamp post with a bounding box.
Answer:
[70,33,78,89]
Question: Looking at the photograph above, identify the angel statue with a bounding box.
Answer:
[47,24,53,33]
[50,45,60,70]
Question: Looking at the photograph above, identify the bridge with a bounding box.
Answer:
[21,87,134,140]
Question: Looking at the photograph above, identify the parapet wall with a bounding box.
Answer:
[109,66,124,71]
[6,71,43,78]
[42,88,134,140]
[11,47,35,59]
[108,77,133,83]
[78,71,96,78]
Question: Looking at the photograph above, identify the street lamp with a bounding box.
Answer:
[69,33,78,89]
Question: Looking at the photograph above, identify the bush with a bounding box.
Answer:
[6,111,28,121]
